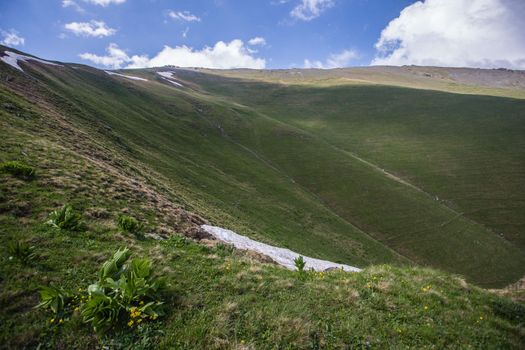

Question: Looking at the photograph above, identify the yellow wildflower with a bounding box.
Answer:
[50,318,55,324]
[128,320,134,327]
[424,305,429,310]
[59,319,64,324]
[139,301,144,305]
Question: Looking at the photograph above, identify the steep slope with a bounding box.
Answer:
[1,46,525,288]
[0,46,404,270]
[1,80,525,349]
[167,68,525,286]
[195,75,525,251]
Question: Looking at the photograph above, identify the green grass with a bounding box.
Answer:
[0,62,524,348]
[0,160,35,179]
[1,54,524,287]
[167,70,525,287]
[2,199,525,349]
[0,133,523,348]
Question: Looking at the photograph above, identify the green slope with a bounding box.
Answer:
[166,70,525,287]
[1,46,524,288]
[1,84,524,349]
[191,77,525,249]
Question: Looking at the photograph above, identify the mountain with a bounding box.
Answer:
[1,46,524,348]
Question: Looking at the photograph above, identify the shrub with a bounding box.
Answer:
[118,215,143,233]
[46,205,83,232]
[7,240,37,265]
[0,161,35,179]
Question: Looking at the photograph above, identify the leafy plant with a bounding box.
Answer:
[215,243,234,257]
[82,247,166,333]
[36,248,166,334]
[294,256,309,281]
[7,240,37,265]
[81,294,122,333]
[164,235,187,248]
[117,215,144,238]
[0,160,35,179]
[46,204,83,232]
[36,285,73,315]
[294,255,306,273]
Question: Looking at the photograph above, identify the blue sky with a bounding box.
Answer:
[1,0,524,70]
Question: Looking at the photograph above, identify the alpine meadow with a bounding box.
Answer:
[1,0,525,348]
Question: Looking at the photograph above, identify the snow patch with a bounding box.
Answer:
[0,51,62,72]
[157,71,184,87]
[201,225,361,273]
[157,71,175,79]
[105,71,148,81]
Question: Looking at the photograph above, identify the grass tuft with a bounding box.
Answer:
[7,240,38,265]
[0,160,35,179]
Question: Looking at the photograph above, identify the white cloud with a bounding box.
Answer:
[62,0,85,12]
[304,49,358,69]
[248,37,266,46]
[65,21,116,38]
[182,27,190,38]
[79,40,266,69]
[79,43,135,68]
[1,30,25,47]
[372,0,525,69]
[63,0,124,11]
[168,11,201,22]
[83,0,125,6]
[291,0,335,21]
[62,0,77,7]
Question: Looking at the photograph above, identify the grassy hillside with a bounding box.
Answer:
[1,46,525,348]
[196,66,525,99]
[167,69,525,287]
[179,70,525,249]
[1,93,524,348]
[1,46,524,288]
